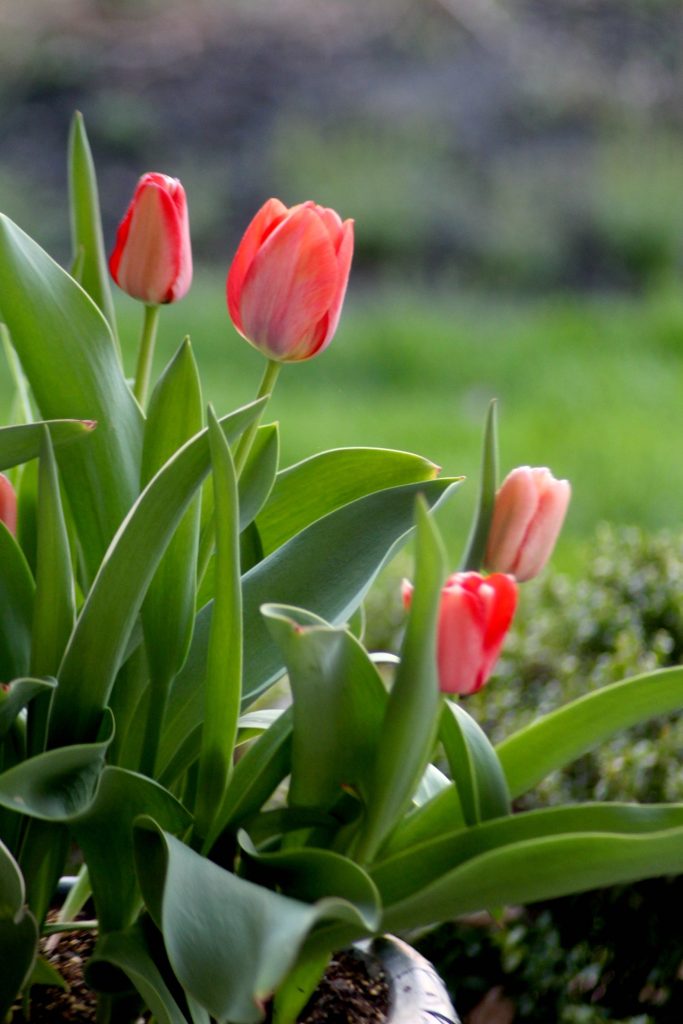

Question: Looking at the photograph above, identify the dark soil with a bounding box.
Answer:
[15,930,389,1024]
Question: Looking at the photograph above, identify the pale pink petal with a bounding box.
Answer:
[0,474,17,536]
[485,466,538,574]
[512,479,571,581]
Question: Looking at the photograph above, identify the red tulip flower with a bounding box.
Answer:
[485,466,571,582]
[0,474,17,536]
[402,571,517,695]
[227,198,354,362]
[109,173,192,305]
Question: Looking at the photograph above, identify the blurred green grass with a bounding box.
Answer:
[3,270,683,570]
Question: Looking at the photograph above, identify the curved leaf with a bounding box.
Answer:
[497,666,683,799]
[460,399,497,571]
[0,214,143,581]
[257,446,441,554]
[0,710,113,820]
[0,420,96,471]
[263,605,387,811]
[134,822,374,1024]
[0,677,54,740]
[0,840,37,1018]
[440,699,510,825]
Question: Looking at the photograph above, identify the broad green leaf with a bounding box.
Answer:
[0,840,37,1018]
[72,766,191,931]
[0,420,96,471]
[194,410,242,839]
[380,812,683,933]
[47,400,266,749]
[68,111,118,345]
[134,822,373,1024]
[0,215,143,582]
[88,919,191,1024]
[497,665,683,799]
[239,834,380,931]
[0,710,113,820]
[263,605,387,811]
[0,677,54,739]
[355,499,446,863]
[257,447,441,554]
[461,399,498,571]
[162,476,461,770]
[0,522,35,681]
[30,427,76,679]
[440,699,510,825]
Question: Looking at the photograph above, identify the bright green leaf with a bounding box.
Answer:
[440,699,510,825]
[0,420,97,471]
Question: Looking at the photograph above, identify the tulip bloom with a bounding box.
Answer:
[0,474,17,536]
[109,173,192,304]
[403,571,517,695]
[485,466,571,582]
[227,198,354,362]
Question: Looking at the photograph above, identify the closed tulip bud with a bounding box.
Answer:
[485,466,571,582]
[109,173,192,305]
[227,198,354,362]
[402,571,517,695]
[0,474,17,536]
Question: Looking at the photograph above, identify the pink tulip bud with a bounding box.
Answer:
[485,466,571,582]
[109,173,192,305]
[227,198,354,362]
[402,571,517,695]
[0,474,17,536]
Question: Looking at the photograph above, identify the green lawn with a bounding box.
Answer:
[3,271,683,570]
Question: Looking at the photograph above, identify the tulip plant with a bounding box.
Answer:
[1,113,683,1024]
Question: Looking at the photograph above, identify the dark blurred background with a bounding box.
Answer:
[2,0,683,290]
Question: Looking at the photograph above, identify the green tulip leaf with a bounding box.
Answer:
[0,678,54,740]
[72,766,191,932]
[194,409,242,839]
[497,665,683,799]
[0,841,37,1018]
[378,783,465,860]
[460,399,498,571]
[0,420,97,471]
[263,605,387,812]
[47,399,266,749]
[238,422,280,531]
[440,699,510,826]
[355,498,446,863]
[0,214,143,582]
[257,447,442,554]
[239,833,381,932]
[68,112,118,345]
[378,804,683,933]
[0,710,113,820]
[88,918,192,1024]
[134,822,373,1024]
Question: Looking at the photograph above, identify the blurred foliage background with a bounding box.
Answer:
[2,0,683,565]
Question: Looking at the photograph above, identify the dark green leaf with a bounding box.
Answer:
[440,699,510,825]
[0,523,35,681]
[461,399,498,571]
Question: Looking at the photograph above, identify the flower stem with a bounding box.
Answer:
[133,304,160,408]
[233,358,281,477]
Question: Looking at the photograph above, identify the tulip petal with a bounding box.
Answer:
[318,220,354,353]
[112,181,187,304]
[485,466,537,574]
[512,479,571,581]
[237,206,339,361]
[438,584,486,695]
[227,199,289,333]
[480,573,517,681]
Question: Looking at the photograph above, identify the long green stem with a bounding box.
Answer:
[233,358,281,476]
[133,304,160,408]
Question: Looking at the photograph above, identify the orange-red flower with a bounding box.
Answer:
[0,474,17,536]
[227,198,354,362]
[109,173,192,304]
[485,466,571,582]
[403,571,517,695]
